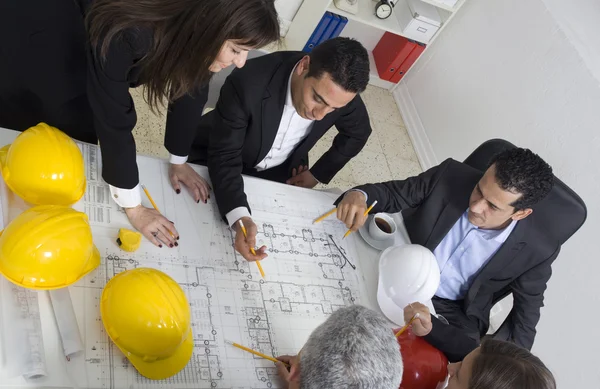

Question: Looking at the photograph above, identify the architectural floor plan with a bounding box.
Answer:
[59,145,369,389]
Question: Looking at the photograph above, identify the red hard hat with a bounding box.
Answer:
[395,327,449,389]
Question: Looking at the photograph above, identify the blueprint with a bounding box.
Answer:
[56,144,370,389]
[0,159,46,381]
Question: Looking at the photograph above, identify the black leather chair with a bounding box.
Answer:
[464,139,587,340]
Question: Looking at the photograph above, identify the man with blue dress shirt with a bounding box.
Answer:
[336,148,555,362]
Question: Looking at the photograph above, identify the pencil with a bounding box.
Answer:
[238,220,265,278]
[225,340,289,366]
[313,208,337,224]
[343,200,378,239]
[141,184,160,212]
[255,260,265,279]
[395,312,420,338]
[142,184,175,238]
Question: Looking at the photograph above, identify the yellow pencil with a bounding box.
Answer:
[395,313,420,338]
[142,184,175,238]
[238,220,265,278]
[141,184,161,212]
[225,340,289,366]
[255,261,265,279]
[343,200,378,239]
[313,208,337,224]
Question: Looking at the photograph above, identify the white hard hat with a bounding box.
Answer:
[377,244,440,325]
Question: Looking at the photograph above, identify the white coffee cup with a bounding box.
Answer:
[368,213,397,241]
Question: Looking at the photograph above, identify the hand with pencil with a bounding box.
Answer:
[336,190,371,232]
[403,302,433,337]
[233,217,268,262]
[274,355,300,389]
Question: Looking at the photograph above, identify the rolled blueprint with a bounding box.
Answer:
[0,277,47,379]
[49,288,84,360]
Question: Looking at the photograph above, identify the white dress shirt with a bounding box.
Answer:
[110,153,187,208]
[255,68,314,170]
[226,63,314,227]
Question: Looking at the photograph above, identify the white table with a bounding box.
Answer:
[0,127,416,389]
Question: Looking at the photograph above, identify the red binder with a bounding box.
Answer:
[373,32,426,83]
[390,42,426,83]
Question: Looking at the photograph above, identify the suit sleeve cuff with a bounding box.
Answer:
[169,154,188,165]
[226,207,251,228]
[309,169,321,184]
[347,189,368,202]
[110,184,142,208]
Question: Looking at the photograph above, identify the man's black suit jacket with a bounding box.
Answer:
[190,51,372,218]
[355,159,560,362]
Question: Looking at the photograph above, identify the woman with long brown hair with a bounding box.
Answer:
[0,0,279,247]
[450,339,556,389]
[403,302,556,389]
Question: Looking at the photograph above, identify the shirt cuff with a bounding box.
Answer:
[226,207,252,228]
[110,184,142,208]
[347,189,368,202]
[169,154,188,165]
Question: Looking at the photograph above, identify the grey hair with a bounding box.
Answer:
[299,305,403,389]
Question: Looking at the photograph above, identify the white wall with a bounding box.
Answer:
[542,0,600,84]
[395,0,600,386]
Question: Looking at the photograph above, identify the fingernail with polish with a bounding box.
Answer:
[175,242,179,247]
[177,236,180,240]
[204,200,207,204]
[159,244,163,248]
[169,244,173,248]
[176,189,181,194]
[197,199,200,203]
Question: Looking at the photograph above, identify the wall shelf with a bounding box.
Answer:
[420,0,465,13]
[326,1,405,38]
[276,0,467,91]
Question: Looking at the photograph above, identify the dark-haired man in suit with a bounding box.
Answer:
[190,37,373,262]
[337,148,556,361]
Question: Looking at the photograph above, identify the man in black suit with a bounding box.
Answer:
[336,148,555,361]
[189,37,372,261]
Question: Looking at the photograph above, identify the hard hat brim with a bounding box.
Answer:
[125,327,194,380]
[0,244,101,290]
[377,283,435,327]
[377,281,406,326]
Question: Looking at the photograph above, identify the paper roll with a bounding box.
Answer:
[49,288,84,360]
[0,278,47,379]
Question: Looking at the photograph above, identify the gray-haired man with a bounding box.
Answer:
[275,305,403,389]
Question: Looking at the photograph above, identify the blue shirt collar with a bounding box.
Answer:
[465,211,518,243]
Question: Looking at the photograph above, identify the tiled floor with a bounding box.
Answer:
[130,84,422,190]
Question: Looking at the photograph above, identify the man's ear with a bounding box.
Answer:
[511,208,533,221]
[297,56,310,75]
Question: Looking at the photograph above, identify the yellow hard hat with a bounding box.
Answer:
[0,205,100,290]
[0,122,86,206]
[100,268,193,380]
